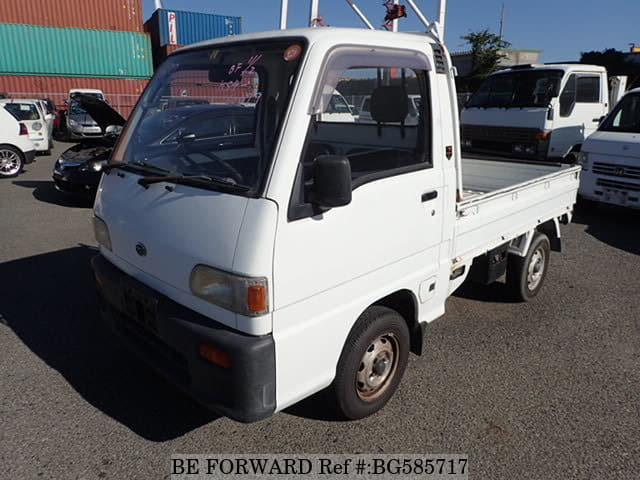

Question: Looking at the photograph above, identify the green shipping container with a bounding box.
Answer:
[0,23,153,79]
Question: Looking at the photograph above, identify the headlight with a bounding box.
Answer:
[32,122,42,131]
[93,216,112,251]
[577,152,590,171]
[68,119,78,127]
[190,265,268,316]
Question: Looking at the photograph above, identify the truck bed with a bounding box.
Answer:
[454,156,581,261]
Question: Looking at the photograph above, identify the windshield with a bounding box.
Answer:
[113,39,306,195]
[3,103,40,121]
[600,93,640,133]
[467,70,563,108]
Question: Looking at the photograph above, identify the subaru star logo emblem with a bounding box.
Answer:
[135,243,147,257]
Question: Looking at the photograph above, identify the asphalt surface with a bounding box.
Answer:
[1,142,639,479]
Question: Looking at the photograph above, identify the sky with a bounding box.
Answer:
[142,0,640,62]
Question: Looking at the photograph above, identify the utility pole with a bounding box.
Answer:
[499,3,505,39]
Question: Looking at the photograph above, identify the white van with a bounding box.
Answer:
[0,99,51,154]
[0,106,36,177]
[578,88,640,208]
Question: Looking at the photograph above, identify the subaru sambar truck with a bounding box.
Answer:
[91,2,581,422]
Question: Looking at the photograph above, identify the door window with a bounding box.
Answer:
[576,76,600,103]
[559,74,576,117]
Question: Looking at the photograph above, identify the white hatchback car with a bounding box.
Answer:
[0,99,52,154]
[0,106,36,177]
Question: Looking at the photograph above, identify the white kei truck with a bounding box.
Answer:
[90,1,581,422]
[461,63,627,163]
[578,88,640,208]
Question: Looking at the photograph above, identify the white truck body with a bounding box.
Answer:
[579,88,640,208]
[461,64,610,161]
[91,26,579,422]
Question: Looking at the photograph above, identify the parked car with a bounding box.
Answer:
[0,105,36,177]
[61,89,107,140]
[0,98,52,154]
[578,87,640,208]
[53,94,125,196]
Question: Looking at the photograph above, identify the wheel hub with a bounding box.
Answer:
[356,333,399,401]
[527,247,545,290]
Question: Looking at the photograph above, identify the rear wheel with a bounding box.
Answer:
[331,306,410,419]
[506,232,550,301]
[0,145,24,178]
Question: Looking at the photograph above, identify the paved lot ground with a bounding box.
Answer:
[1,142,639,479]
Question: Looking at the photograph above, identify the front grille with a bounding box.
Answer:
[592,162,640,180]
[462,124,541,143]
[596,178,640,192]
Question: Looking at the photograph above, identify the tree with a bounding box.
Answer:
[460,29,511,91]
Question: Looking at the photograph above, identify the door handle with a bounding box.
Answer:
[421,190,438,202]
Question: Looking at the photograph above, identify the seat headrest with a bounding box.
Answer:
[370,86,409,123]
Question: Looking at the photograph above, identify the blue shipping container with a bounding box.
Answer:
[145,9,241,48]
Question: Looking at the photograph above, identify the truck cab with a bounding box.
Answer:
[578,88,640,208]
[461,64,609,162]
[91,26,579,423]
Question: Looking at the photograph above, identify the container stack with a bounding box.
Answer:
[0,0,152,116]
[144,9,242,68]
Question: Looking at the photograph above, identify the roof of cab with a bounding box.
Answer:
[178,27,439,53]
[494,63,607,75]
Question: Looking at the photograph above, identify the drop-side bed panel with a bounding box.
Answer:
[454,157,581,262]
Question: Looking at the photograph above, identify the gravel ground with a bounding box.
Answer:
[1,142,639,479]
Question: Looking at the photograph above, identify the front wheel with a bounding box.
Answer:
[506,232,551,301]
[331,306,410,420]
[0,145,24,178]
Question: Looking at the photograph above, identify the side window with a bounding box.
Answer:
[559,74,576,117]
[576,76,600,103]
[307,66,430,185]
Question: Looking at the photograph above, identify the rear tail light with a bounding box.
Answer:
[19,123,28,135]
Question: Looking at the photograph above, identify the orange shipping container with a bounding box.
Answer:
[0,75,148,117]
[0,0,143,32]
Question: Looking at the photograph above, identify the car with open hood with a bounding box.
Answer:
[53,94,125,196]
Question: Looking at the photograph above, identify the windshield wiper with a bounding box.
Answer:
[138,173,250,192]
[104,160,172,174]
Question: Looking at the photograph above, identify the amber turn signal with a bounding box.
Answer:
[247,285,267,313]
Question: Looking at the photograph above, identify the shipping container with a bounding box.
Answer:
[144,9,241,50]
[0,0,144,32]
[0,75,148,117]
[0,23,153,78]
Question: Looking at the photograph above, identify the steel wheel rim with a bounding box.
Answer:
[527,246,546,291]
[356,332,399,402]
[0,149,21,176]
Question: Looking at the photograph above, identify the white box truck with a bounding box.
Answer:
[90,2,581,422]
[461,64,626,163]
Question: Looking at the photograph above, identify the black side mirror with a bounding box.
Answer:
[310,155,352,209]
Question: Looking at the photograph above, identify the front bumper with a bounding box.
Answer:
[52,167,100,195]
[91,255,276,423]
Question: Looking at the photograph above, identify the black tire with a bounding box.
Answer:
[0,145,25,178]
[506,232,551,301]
[331,306,410,420]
